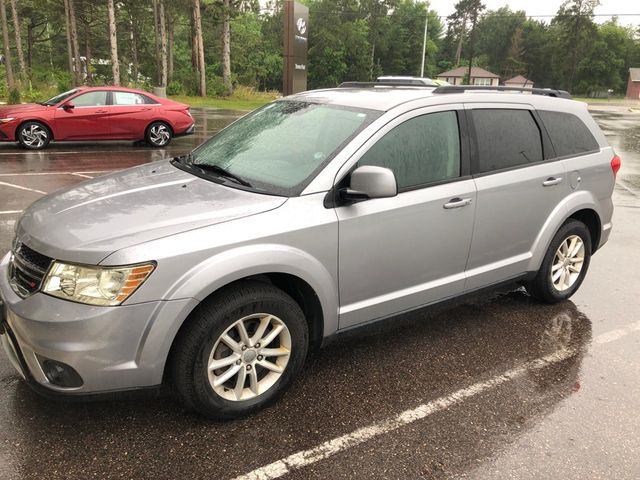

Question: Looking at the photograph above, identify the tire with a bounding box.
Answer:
[145,121,172,147]
[170,281,308,419]
[17,121,51,150]
[528,219,592,304]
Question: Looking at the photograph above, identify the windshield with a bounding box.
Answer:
[187,101,380,196]
[42,89,79,106]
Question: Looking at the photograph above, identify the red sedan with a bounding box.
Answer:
[0,86,194,150]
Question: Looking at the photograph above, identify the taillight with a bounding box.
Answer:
[611,155,621,177]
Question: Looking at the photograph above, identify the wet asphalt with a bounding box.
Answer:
[0,106,639,479]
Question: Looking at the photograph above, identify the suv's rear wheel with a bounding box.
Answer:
[170,281,308,419]
[529,219,592,303]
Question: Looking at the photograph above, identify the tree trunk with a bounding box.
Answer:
[63,0,73,76]
[167,13,174,82]
[84,20,92,82]
[158,0,167,87]
[193,0,205,96]
[454,14,467,66]
[0,0,14,90]
[68,0,82,85]
[107,0,119,85]
[26,20,33,72]
[9,0,25,82]
[128,11,138,84]
[153,0,160,85]
[222,0,232,96]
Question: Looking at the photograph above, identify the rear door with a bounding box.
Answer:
[54,90,110,140]
[336,105,477,328]
[464,104,568,290]
[109,91,155,139]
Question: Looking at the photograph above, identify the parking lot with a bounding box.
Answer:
[1,106,639,479]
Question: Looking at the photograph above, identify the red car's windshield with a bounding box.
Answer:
[41,89,79,106]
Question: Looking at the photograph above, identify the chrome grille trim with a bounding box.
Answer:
[8,241,53,298]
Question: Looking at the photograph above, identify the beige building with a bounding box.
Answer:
[504,75,534,89]
[436,66,499,86]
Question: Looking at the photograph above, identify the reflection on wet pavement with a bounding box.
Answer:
[0,291,591,480]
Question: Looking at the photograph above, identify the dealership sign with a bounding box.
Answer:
[283,1,308,95]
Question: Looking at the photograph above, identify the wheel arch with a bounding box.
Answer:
[162,272,326,384]
[15,119,55,141]
[145,119,174,136]
[528,191,604,272]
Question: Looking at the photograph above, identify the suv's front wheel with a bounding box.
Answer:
[170,281,308,419]
[529,219,592,303]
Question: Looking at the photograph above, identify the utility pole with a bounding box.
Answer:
[420,10,428,77]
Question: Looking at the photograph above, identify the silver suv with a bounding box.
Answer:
[0,85,619,418]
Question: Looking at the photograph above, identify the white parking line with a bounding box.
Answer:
[70,173,94,179]
[0,210,22,215]
[0,170,112,177]
[233,320,640,480]
[0,181,46,195]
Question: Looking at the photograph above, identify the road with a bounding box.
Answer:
[0,106,639,480]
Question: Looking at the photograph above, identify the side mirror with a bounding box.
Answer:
[342,165,397,201]
[62,102,75,110]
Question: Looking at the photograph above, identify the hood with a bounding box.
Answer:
[16,161,287,264]
[0,103,48,116]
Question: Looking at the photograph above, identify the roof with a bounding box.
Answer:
[286,85,582,112]
[287,87,437,111]
[630,68,640,82]
[436,66,500,79]
[504,75,533,86]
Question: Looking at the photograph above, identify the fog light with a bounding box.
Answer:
[41,359,83,388]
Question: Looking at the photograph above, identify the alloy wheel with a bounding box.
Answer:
[20,124,48,148]
[550,235,585,292]
[149,124,170,146]
[207,313,292,401]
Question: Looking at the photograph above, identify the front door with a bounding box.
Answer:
[54,90,111,140]
[336,106,476,329]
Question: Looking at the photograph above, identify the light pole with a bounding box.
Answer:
[420,8,428,77]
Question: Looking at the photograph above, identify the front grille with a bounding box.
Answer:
[9,241,53,298]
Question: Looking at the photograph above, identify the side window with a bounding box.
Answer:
[473,109,543,173]
[113,92,147,105]
[539,110,599,157]
[71,91,108,107]
[358,111,461,190]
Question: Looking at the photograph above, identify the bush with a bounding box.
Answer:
[8,88,21,104]
[55,71,72,93]
[167,80,184,96]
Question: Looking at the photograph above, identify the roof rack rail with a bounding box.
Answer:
[338,81,435,89]
[432,85,572,99]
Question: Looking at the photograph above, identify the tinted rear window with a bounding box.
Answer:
[473,109,543,173]
[539,110,599,157]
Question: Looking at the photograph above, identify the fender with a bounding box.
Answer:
[527,190,603,272]
[166,243,338,334]
[133,243,339,384]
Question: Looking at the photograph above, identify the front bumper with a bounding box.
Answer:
[0,252,197,395]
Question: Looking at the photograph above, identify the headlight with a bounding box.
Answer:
[42,261,155,306]
[0,117,15,123]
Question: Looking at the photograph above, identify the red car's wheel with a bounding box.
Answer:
[17,121,51,150]
[146,122,172,148]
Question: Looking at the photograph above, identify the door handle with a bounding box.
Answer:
[96,109,108,114]
[443,197,472,209]
[542,177,563,187]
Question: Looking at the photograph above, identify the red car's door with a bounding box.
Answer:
[108,91,154,139]
[54,90,111,140]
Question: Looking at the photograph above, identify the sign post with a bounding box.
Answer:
[283,0,309,95]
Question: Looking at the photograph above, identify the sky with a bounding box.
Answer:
[427,0,640,26]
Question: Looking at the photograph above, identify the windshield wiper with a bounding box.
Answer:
[192,163,253,187]
[173,153,192,165]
